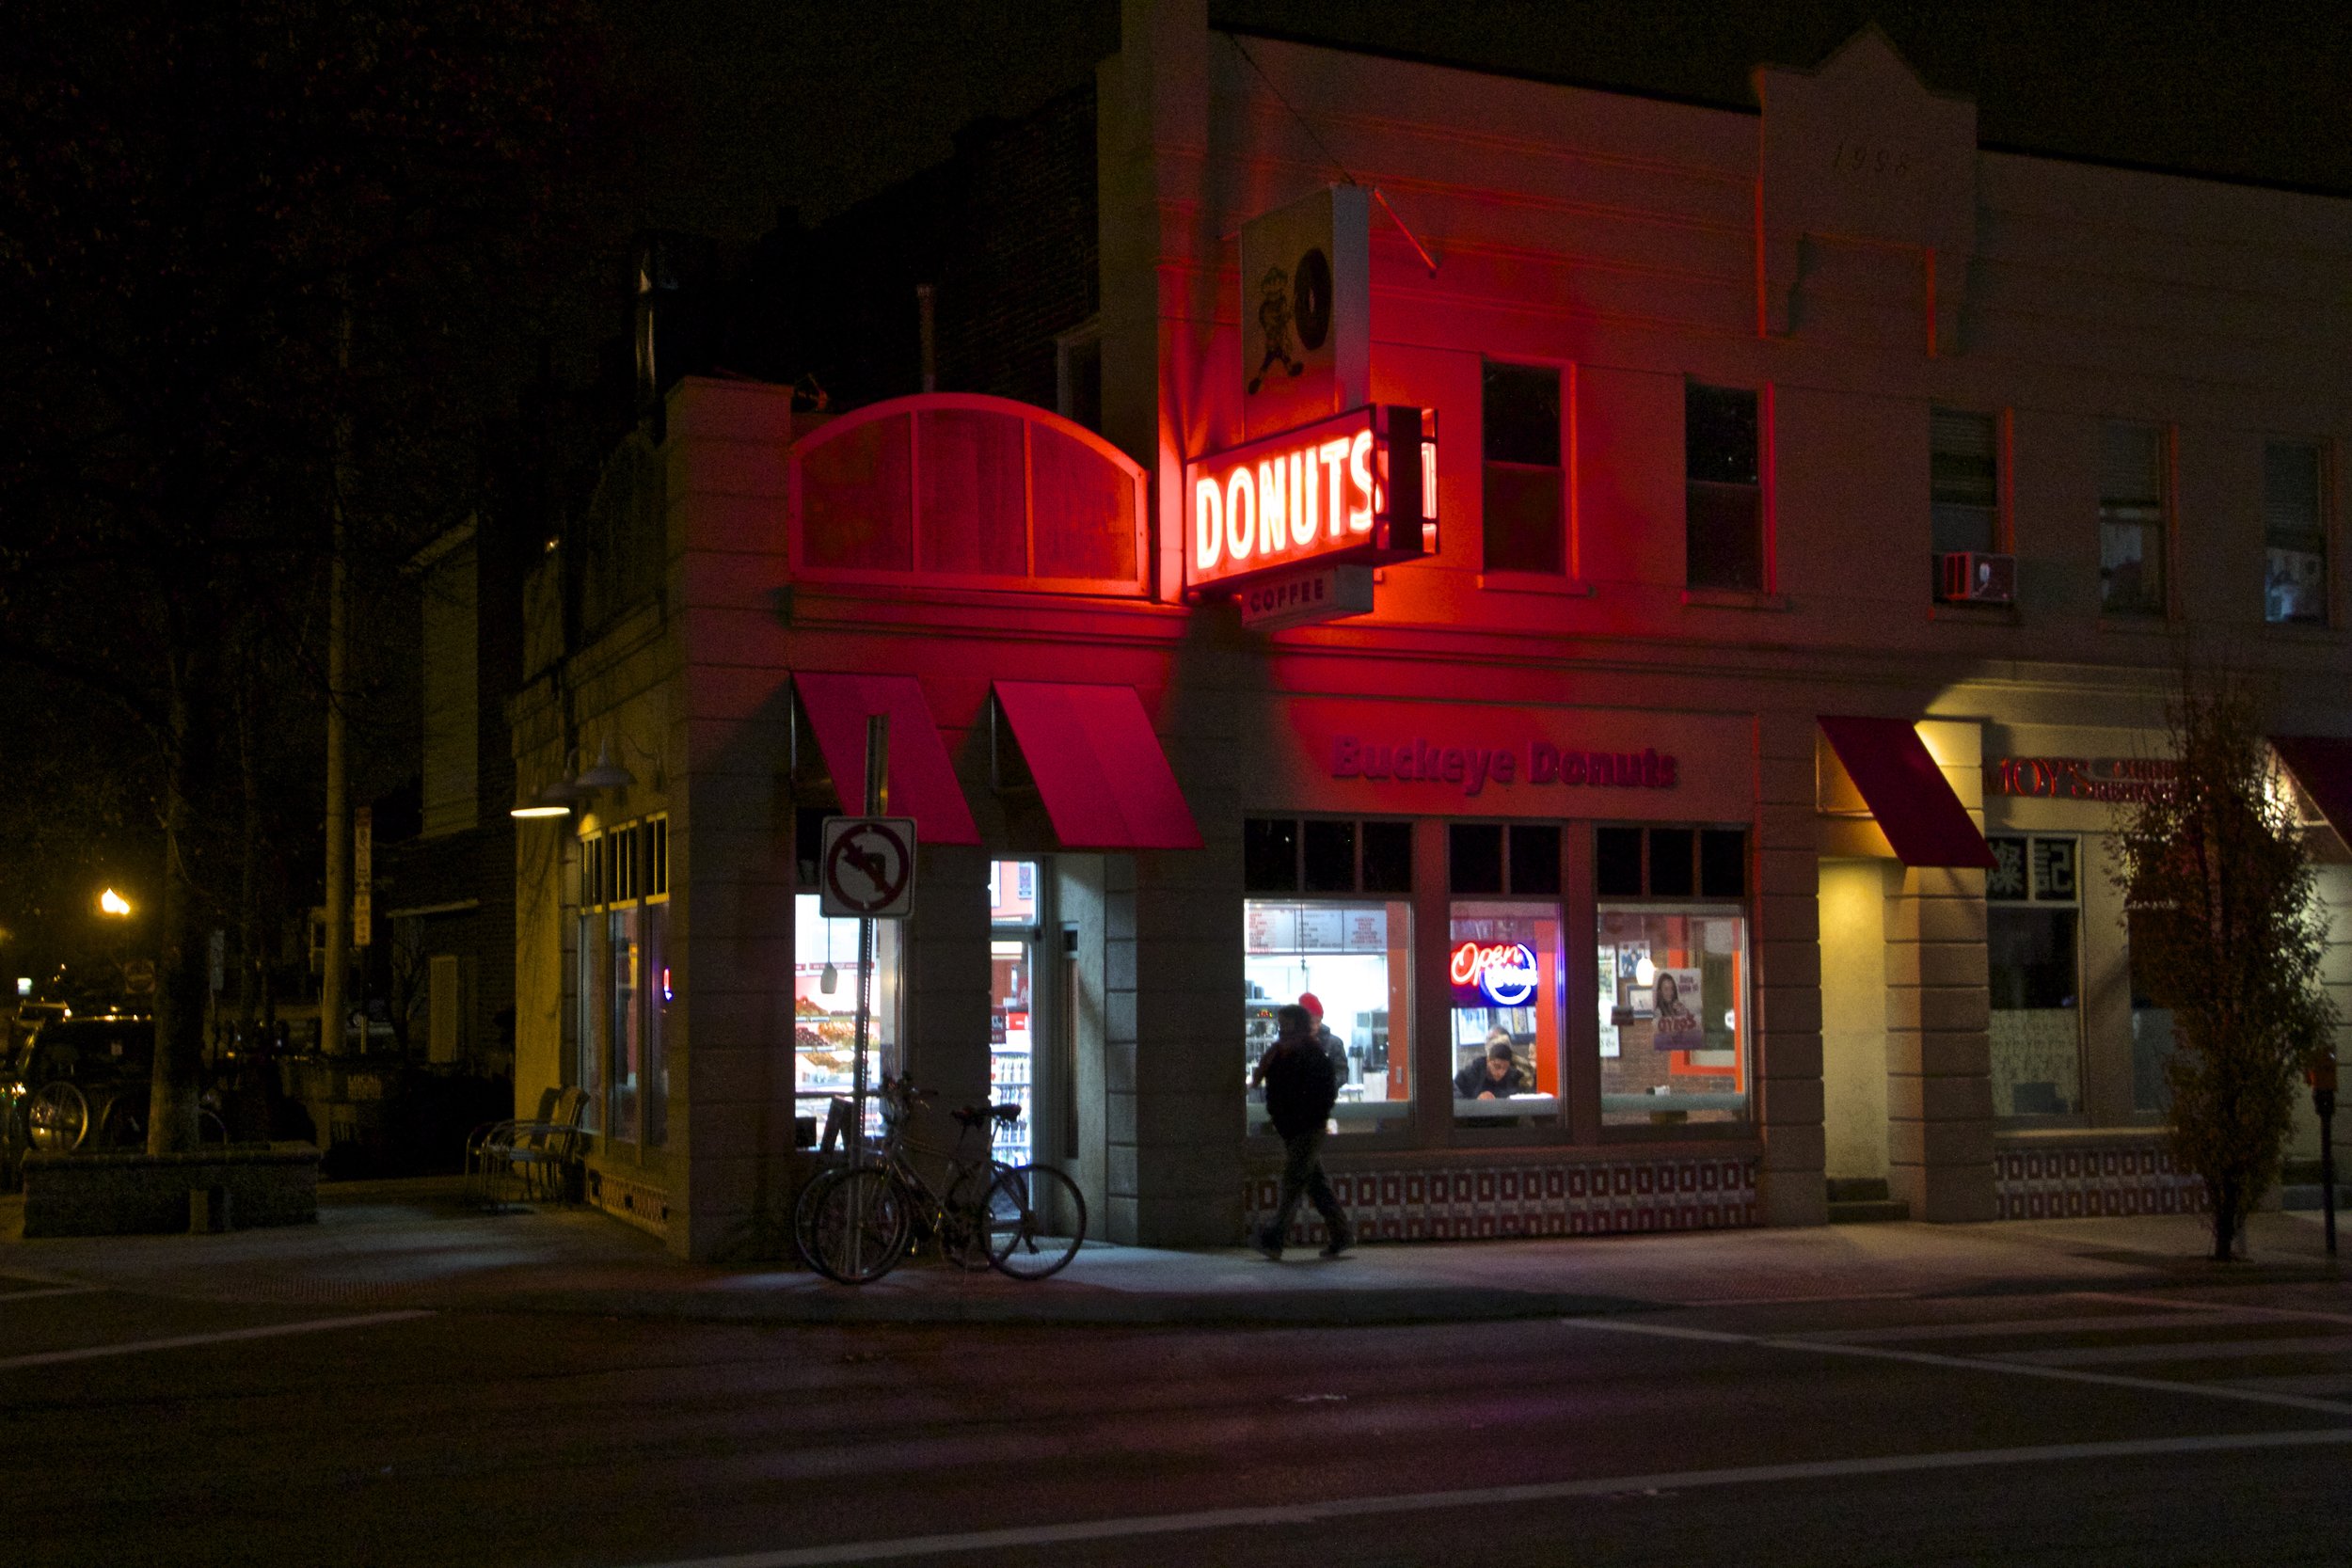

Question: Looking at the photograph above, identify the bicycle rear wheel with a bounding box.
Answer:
[984,1163,1086,1280]
[807,1166,911,1285]
[940,1159,1011,1272]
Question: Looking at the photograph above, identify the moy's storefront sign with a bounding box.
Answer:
[1989,755,2176,803]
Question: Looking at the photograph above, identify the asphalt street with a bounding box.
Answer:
[7,1269,2351,1566]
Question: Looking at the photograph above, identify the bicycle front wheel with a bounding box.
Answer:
[808,1166,911,1285]
[984,1163,1086,1280]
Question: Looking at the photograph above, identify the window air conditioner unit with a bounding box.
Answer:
[1938,550,2015,605]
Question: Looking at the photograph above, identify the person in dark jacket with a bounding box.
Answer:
[1297,990,1350,1085]
[1454,1034,1534,1100]
[1250,1003,1354,1259]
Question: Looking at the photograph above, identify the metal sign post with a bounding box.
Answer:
[851,715,888,1167]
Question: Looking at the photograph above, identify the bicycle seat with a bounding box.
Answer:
[952,1102,1024,1129]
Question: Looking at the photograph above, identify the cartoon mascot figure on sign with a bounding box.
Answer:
[1247,264,1304,394]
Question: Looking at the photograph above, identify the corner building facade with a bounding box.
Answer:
[513,4,2352,1259]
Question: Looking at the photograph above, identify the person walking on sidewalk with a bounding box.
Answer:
[1251,1003,1354,1259]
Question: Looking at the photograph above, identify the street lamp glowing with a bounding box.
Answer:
[99,889,133,917]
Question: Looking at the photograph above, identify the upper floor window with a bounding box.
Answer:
[2099,421,2167,616]
[1481,361,1564,575]
[1686,383,1764,591]
[1931,408,2000,556]
[2264,440,2327,626]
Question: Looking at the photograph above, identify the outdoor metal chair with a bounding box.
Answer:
[465,1087,587,1208]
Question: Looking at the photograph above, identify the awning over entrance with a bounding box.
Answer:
[2270,734,2352,847]
[992,681,1202,850]
[792,672,980,845]
[1817,715,1996,868]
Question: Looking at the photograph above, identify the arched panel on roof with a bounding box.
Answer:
[787,393,1149,595]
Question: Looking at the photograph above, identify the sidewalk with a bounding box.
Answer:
[1,1179,2342,1326]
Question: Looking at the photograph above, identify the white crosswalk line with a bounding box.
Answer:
[0,1285,104,1305]
[1568,1317,2352,1417]
[1992,1335,2352,1368]
[621,1429,2352,1568]
[1800,1309,2276,1344]
[0,1309,433,1370]
[2223,1372,2352,1397]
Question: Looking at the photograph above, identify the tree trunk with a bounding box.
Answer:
[149,653,206,1154]
[236,657,261,1037]
[2210,1176,2237,1262]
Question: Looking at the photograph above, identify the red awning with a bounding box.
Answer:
[1818,716,1996,869]
[2271,735,2352,846]
[791,673,979,845]
[992,681,1202,850]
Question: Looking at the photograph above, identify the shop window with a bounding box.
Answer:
[1931,407,2001,557]
[987,860,1042,1162]
[2126,908,2176,1116]
[1448,822,1560,897]
[2099,422,2167,616]
[793,893,905,1134]
[989,859,1039,926]
[1686,382,1765,591]
[1450,902,1563,1127]
[1482,360,1565,575]
[1987,834,2083,1119]
[1304,820,1358,894]
[2264,440,2327,626]
[1596,823,1750,1127]
[1243,817,1413,1136]
[575,817,670,1148]
[1596,826,1746,901]
[1246,816,1412,895]
[1246,897,1412,1136]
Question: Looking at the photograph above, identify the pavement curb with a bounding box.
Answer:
[463,1285,1661,1328]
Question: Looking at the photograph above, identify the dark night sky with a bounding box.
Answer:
[611,1,2352,240]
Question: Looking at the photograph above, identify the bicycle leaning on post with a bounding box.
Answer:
[795,1074,1087,1284]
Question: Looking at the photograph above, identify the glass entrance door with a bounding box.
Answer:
[989,861,1042,1165]
[990,936,1034,1164]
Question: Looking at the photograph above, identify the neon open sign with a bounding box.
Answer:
[1450,940,1539,1007]
[1184,405,1435,593]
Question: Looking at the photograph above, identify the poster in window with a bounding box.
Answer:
[1343,908,1388,952]
[1652,967,1704,1050]
[1597,951,1620,1058]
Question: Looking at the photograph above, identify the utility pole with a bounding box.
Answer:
[321,307,352,1055]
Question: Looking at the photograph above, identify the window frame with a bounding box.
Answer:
[1683,380,1772,594]
[573,814,670,1151]
[1243,816,1420,1147]
[1592,822,1754,1139]
[1929,405,2010,566]
[1985,832,2089,1125]
[1478,357,1573,582]
[2262,436,2330,628]
[2097,420,2171,620]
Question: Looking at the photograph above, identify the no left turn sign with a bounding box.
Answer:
[818,816,918,919]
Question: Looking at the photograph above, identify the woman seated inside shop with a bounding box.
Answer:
[1454,1030,1536,1101]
